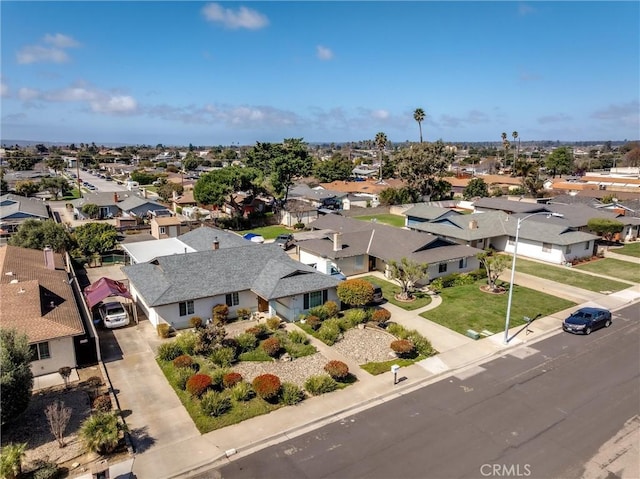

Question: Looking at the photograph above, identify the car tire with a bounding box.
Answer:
[605,319,612,328]
[584,327,592,335]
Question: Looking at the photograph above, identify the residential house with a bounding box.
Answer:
[121,243,341,329]
[299,214,483,284]
[117,195,171,218]
[280,199,319,227]
[404,204,462,229]
[71,192,121,220]
[0,245,87,377]
[472,197,548,215]
[0,194,50,235]
[288,184,347,211]
[150,216,183,239]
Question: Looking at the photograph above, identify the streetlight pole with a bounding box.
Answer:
[503,211,563,344]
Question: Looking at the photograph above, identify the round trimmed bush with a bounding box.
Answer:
[175,331,198,355]
[304,374,338,395]
[305,315,321,331]
[222,372,243,389]
[261,337,281,357]
[245,324,268,339]
[189,316,203,329]
[390,339,415,358]
[323,300,340,318]
[172,354,194,369]
[252,373,281,401]
[266,316,281,331]
[324,360,349,381]
[200,390,232,417]
[93,395,112,412]
[316,322,340,345]
[236,332,258,352]
[186,374,212,397]
[372,308,391,324]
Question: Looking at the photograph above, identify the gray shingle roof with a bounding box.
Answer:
[122,243,340,306]
[411,211,510,241]
[404,204,461,221]
[473,197,548,214]
[0,194,49,220]
[179,226,253,251]
[117,196,165,213]
[70,192,120,208]
[545,203,628,227]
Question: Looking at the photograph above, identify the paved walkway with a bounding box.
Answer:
[87,264,640,479]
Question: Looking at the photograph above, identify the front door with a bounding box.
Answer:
[368,256,376,272]
[257,296,268,313]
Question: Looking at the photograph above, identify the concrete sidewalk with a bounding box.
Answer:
[95,268,639,479]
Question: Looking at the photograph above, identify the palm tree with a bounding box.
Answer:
[80,411,127,454]
[413,108,425,143]
[374,132,388,183]
[512,131,519,163]
[501,132,510,166]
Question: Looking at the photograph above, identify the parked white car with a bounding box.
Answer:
[98,301,130,329]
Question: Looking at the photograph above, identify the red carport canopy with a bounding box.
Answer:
[84,277,132,309]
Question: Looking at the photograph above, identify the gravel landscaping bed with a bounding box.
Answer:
[230,352,329,387]
[332,327,396,364]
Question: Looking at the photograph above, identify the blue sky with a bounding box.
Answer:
[1,1,638,146]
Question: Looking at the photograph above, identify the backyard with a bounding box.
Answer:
[422,280,576,336]
[353,214,406,228]
[573,257,640,284]
[239,224,291,240]
[513,258,632,292]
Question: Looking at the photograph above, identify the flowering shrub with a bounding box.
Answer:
[261,337,281,357]
[324,360,349,381]
[337,279,374,307]
[252,374,281,401]
[390,339,415,358]
[372,308,391,324]
[222,372,243,389]
[186,374,212,397]
[172,354,194,369]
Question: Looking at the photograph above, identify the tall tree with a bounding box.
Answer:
[413,108,425,143]
[374,132,388,183]
[395,140,452,199]
[194,166,262,216]
[387,257,429,300]
[271,138,313,202]
[512,131,519,163]
[40,176,70,199]
[73,223,119,257]
[463,177,489,200]
[9,220,74,253]
[313,154,353,182]
[0,328,34,425]
[46,155,67,174]
[14,180,40,197]
[545,147,574,177]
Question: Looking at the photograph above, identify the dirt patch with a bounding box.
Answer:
[480,285,506,294]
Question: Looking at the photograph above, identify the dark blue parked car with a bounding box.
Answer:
[562,307,612,335]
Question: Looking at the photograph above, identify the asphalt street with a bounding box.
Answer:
[205,304,639,479]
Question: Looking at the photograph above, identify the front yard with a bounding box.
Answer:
[611,242,640,258]
[572,257,640,284]
[360,275,432,310]
[422,280,576,336]
[513,258,632,292]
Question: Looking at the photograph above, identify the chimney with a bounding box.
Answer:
[333,232,342,252]
[43,246,55,270]
[469,220,478,230]
[113,192,119,203]
[213,237,220,250]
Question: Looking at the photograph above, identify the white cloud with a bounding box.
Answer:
[202,3,269,30]
[371,109,390,120]
[18,87,41,101]
[17,33,80,64]
[316,45,334,61]
[90,95,138,114]
[537,113,572,124]
[0,81,8,97]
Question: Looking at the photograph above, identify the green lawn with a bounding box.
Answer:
[573,258,640,284]
[239,225,292,240]
[353,214,406,228]
[421,280,576,336]
[612,243,640,258]
[514,258,631,292]
[360,275,432,311]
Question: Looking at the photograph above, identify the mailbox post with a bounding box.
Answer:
[391,364,400,385]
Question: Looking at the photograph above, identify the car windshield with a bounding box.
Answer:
[573,311,593,319]
[106,304,125,315]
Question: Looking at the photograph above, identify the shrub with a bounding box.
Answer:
[79,412,124,454]
[308,305,328,320]
[280,382,305,405]
[200,391,232,417]
[172,354,194,369]
[324,360,349,381]
[222,372,243,389]
[287,330,308,344]
[230,382,254,402]
[175,331,198,355]
[406,332,435,357]
[316,322,341,345]
[186,374,212,397]
[210,368,229,390]
[266,316,281,331]
[195,323,227,356]
[245,323,268,339]
[305,315,322,331]
[323,300,340,318]
[157,323,171,338]
[212,304,229,325]
[261,337,281,357]
[209,347,236,367]
[372,308,391,324]
[174,368,193,390]
[32,460,60,479]
[304,374,338,395]
[93,395,112,412]
[189,316,203,329]
[337,279,374,307]
[342,309,368,327]
[235,332,258,352]
[429,278,444,293]
[391,339,415,358]
[293,222,305,230]
[236,308,251,320]
[157,341,183,361]
[252,374,281,401]
[0,442,26,479]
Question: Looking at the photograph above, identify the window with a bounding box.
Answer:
[459,258,467,269]
[439,263,447,273]
[159,226,166,235]
[179,300,194,316]
[30,342,50,361]
[508,236,515,246]
[225,292,239,307]
[355,255,364,269]
[542,243,552,253]
[566,245,572,254]
[303,290,328,309]
[585,241,590,250]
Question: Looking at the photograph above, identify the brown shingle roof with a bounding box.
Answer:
[0,245,85,343]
